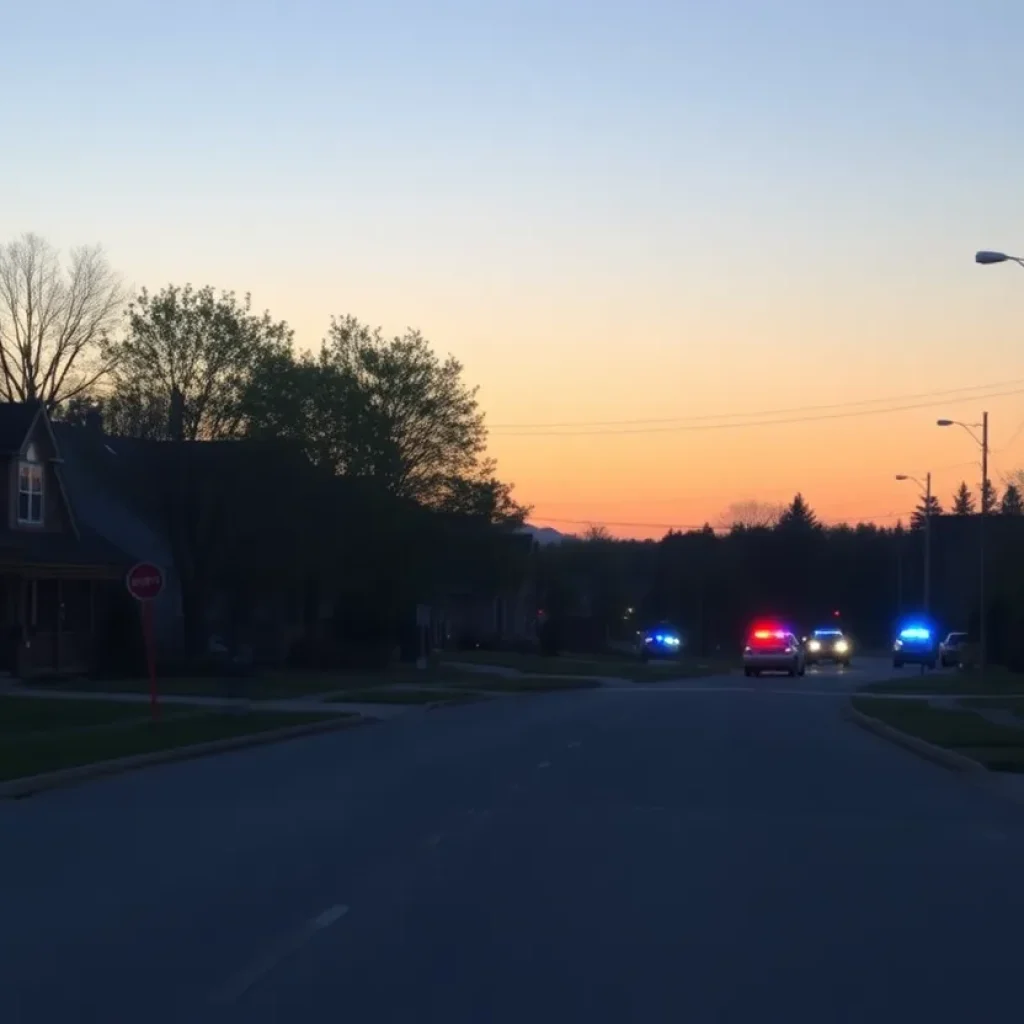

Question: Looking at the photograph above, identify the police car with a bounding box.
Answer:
[805,627,852,667]
[892,624,938,669]
[743,623,806,677]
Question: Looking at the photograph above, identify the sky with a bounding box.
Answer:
[4,0,1024,538]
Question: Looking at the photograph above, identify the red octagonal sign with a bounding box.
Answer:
[126,562,164,602]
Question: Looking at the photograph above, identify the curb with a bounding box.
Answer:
[0,714,373,800]
[841,703,986,774]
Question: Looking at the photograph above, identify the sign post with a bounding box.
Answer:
[126,563,165,720]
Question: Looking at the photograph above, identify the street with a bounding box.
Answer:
[4,658,1024,1023]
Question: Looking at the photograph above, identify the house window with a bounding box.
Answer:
[18,443,43,525]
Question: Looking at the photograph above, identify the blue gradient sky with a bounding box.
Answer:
[5,1,1024,535]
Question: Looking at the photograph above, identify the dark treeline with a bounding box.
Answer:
[536,491,1024,669]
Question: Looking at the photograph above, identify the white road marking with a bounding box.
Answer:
[537,761,551,769]
[212,904,349,1004]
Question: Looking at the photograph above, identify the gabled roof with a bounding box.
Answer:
[0,401,45,454]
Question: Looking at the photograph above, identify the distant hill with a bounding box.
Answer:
[518,524,568,546]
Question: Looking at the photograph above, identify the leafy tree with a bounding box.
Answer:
[1001,482,1024,515]
[436,471,530,526]
[981,478,999,514]
[952,481,976,515]
[777,492,818,530]
[319,314,487,504]
[0,233,124,406]
[243,315,525,518]
[102,284,292,440]
[910,494,943,530]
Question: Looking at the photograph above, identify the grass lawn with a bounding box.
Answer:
[860,668,1024,696]
[958,697,1024,719]
[444,650,735,682]
[851,696,1024,772]
[448,675,602,692]
[1,696,163,738]
[327,688,483,705]
[0,699,347,783]
[34,667,471,701]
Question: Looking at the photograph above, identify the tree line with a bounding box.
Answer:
[0,232,527,525]
[537,491,1024,670]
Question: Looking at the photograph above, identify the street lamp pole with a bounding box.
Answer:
[937,414,990,675]
[924,471,932,616]
[981,412,989,675]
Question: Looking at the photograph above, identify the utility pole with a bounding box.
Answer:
[980,412,989,675]
[924,471,932,616]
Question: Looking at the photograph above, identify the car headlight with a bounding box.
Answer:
[834,640,849,653]
[893,640,903,650]
[808,640,821,652]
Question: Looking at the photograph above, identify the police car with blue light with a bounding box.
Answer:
[638,623,683,661]
[893,623,938,669]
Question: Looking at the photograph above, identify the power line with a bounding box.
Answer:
[489,378,1024,431]
[532,511,906,532]
[491,386,1024,437]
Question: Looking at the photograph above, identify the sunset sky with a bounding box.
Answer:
[6,0,1024,538]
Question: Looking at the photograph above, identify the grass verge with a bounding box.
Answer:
[0,702,345,782]
[851,696,1024,772]
[444,650,735,682]
[1,696,168,737]
[29,667,475,701]
[860,669,1024,696]
[327,688,482,705]
[448,675,601,693]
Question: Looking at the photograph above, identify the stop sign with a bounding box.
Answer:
[126,562,164,602]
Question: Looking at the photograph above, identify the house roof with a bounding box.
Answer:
[0,524,130,572]
[0,401,44,454]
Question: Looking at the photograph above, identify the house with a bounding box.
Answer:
[424,522,540,649]
[0,402,131,677]
[54,413,324,666]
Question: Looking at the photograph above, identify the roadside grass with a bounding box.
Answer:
[449,675,602,693]
[443,650,735,682]
[327,688,483,705]
[30,666,472,701]
[1,696,166,738]
[958,697,1024,719]
[851,696,1024,772]
[859,668,1024,697]
[0,702,346,782]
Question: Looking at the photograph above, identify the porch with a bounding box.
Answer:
[0,571,116,679]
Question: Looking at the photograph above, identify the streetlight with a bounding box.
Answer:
[976,250,1024,268]
[937,414,990,674]
[895,472,932,616]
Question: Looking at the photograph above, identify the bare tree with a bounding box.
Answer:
[0,233,124,407]
[717,499,786,529]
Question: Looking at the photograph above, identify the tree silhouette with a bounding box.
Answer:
[777,492,818,530]
[910,494,943,530]
[952,482,976,515]
[1001,483,1024,515]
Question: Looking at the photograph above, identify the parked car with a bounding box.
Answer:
[939,631,969,668]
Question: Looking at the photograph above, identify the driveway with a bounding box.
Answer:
[3,659,1021,1023]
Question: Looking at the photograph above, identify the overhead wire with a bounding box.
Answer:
[492,386,1024,437]
[489,378,1024,433]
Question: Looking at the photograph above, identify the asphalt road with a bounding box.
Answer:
[4,657,1024,1023]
